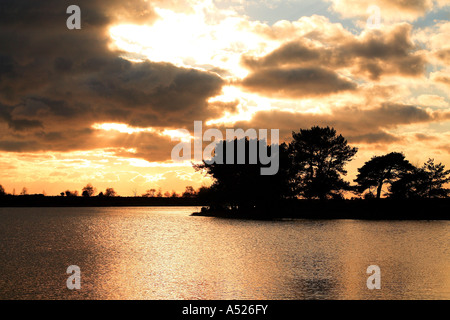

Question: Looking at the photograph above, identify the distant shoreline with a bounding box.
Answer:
[1,196,449,221]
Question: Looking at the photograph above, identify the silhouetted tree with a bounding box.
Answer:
[60,192,65,197]
[171,191,179,198]
[289,126,357,200]
[182,186,196,198]
[20,187,28,195]
[0,184,5,196]
[65,190,79,197]
[142,189,157,197]
[163,191,171,198]
[355,152,414,199]
[364,191,376,199]
[82,183,96,197]
[104,188,117,197]
[194,137,291,211]
[196,186,214,203]
[389,167,427,199]
[390,158,450,199]
[422,159,450,198]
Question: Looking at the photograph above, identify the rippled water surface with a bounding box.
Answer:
[0,207,448,300]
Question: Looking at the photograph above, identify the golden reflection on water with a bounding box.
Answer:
[0,207,448,300]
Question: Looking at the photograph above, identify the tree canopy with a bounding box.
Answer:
[389,159,450,199]
[104,188,118,197]
[289,126,358,200]
[354,152,414,199]
[194,137,291,211]
[82,183,96,197]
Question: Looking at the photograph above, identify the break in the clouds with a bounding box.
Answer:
[0,0,449,195]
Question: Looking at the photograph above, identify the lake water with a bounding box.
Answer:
[0,207,448,300]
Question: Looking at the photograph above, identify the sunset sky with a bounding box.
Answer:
[1,0,450,196]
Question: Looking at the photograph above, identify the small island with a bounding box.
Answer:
[191,126,450,221]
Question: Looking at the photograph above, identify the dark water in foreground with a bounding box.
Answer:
[0,207,448,300]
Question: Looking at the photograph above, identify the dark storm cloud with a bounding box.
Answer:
[0,54,16,76]
[435,48,450,65]
[241,41,324,69]
[84,60,224,124]
[230,103,438,145]
[242,23,426,81]
[0,124,179,163]
[415,133,438,141]
[0,140,40,152]
[348,132,401,144]
[433,74,450,88]
[0,104,43,131]
[0,0,154,28]
[240,67,357,98]
[0,0,225,157]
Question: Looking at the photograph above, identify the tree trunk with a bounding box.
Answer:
[376,181,383,199]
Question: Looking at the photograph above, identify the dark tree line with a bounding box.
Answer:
[194,126,450,210]
[0,183,201,199]
[1,126,449,205]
